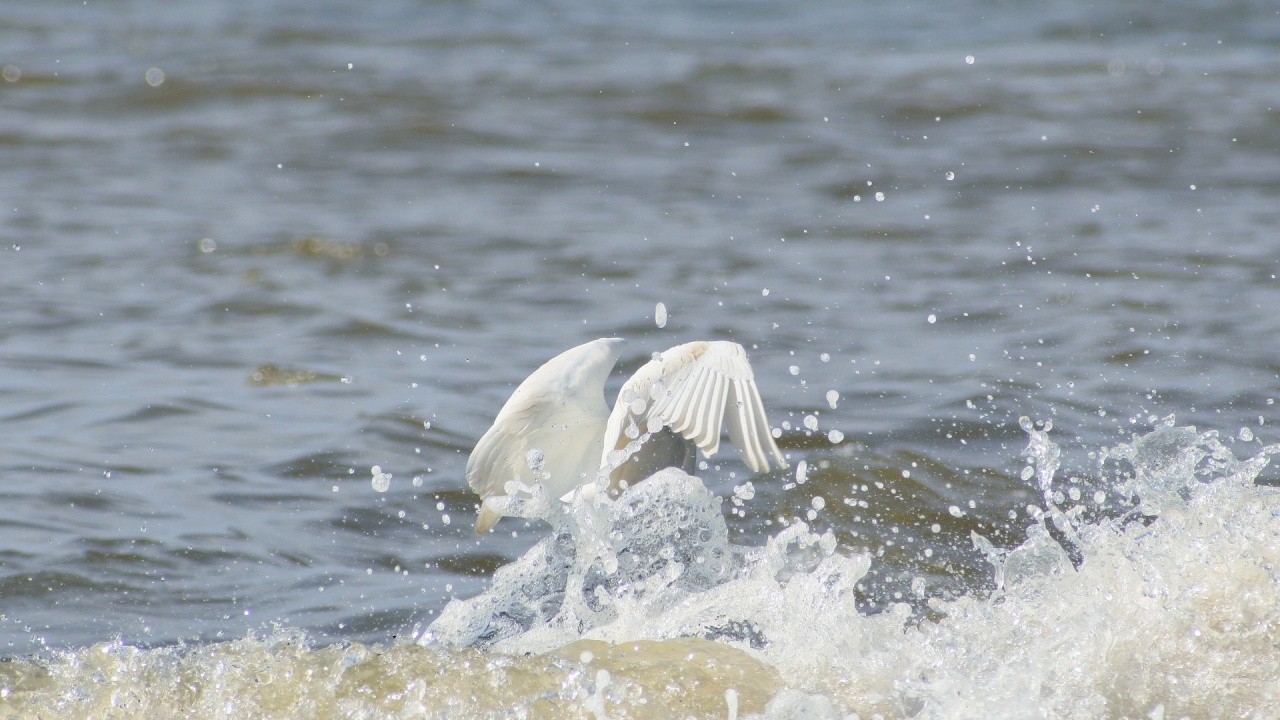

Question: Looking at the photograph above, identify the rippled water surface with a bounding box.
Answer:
[2,0,1279,716]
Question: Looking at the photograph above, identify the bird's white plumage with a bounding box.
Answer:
[466,338,785,533]
[602,341,785,474]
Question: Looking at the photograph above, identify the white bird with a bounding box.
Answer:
[466,338,786,533]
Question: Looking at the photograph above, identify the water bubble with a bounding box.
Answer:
[370,466,391,492]
[144,67,165,87]
[525,448,545,470]
[198,238,217,253]
[1,64,20,83]
[654,302,667,328]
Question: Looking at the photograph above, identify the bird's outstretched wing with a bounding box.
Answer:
[465,390,545,500]
[466,337,624,533]
[601,341,786,477]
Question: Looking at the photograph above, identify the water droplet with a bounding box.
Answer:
[526,448,545,470]
[370,466,391,492]
[654,302,667,329]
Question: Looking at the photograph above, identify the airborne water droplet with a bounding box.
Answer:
[371,466,391,492]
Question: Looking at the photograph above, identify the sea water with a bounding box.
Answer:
[3,0,1280,717]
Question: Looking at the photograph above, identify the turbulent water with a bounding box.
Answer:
[2,0,1280,717]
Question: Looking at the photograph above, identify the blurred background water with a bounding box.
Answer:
[2,0,1279,715]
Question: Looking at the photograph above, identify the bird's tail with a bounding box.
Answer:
[475,500,502,534]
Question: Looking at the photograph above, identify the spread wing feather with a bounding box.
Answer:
[465,392,546,499]
[601,341,786,474]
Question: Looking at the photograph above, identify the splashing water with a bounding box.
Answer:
[423,415,1280,718]
[6,418,1280,718]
